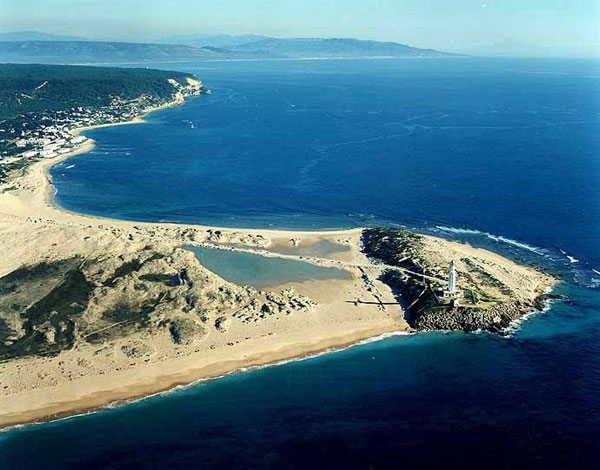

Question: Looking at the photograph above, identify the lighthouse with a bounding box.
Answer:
[448,260,456,294]
[439,260,461,306]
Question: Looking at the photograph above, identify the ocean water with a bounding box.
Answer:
[2,58,600,468]
[51,58,600,266]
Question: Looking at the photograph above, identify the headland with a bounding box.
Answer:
[0,86,556,430]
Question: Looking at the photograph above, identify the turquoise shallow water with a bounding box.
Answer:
[185,245,352,288]
[2,58,599,468]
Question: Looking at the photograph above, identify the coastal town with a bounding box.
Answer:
[0,74,206,181]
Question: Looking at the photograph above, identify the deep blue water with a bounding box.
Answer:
[2,58,600,469]
[52,58,600,266]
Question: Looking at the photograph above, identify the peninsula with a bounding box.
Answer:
[0,65,556,429]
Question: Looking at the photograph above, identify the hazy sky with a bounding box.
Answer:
[1,0,599,54]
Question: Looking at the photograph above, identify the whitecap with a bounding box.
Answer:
[502,285,559,337]
[434,225,547,256]
[559,248,579,264]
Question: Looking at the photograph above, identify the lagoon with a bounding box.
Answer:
[185,245,352,288]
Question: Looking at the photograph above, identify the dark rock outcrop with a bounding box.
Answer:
[362,227,554,335]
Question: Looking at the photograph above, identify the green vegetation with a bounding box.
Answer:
[0,63,194,120]
[103,259,143,286]
[362,227,550,334]
[167,317,206,345]
[0,258,93,359]
[362,227,425,272]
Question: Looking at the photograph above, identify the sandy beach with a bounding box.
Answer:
[0,102,555,430]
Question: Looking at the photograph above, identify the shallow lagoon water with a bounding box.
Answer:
[185,245,352,288]
[4,58,600,468]
[267,238,350,258]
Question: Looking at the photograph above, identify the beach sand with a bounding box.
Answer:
[0,103,554,429]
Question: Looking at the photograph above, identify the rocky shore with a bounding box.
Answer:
[362,227,556,334]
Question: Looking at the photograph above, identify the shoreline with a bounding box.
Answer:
[0,99,411,430]
[0,324,406,431]
[39,101,364,239]
[2,329,412,434]
[0,96,556,431]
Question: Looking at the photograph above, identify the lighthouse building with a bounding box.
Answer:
[440,260,461,305]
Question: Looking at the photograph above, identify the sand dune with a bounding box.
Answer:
[0,106,554,429]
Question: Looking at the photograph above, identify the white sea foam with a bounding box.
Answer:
[589,269,600,288]
[588,278,600,289]
[559,248,579,264]
[502,287,558,337]
[434,225,547,256]
[502,310,540,337]
[0,408,100,434]
[1,330,413,432]
[101,330,414,406]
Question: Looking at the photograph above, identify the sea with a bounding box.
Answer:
[1,58,600,469]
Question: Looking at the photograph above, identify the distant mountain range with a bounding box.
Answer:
[157,33,270,49]
[0,31,89,42]
[212,37,453,59]
[0,41,219,64]
[0,31,459,64]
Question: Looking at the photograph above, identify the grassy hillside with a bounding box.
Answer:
[0,63,195,119]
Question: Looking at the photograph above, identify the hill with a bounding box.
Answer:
[158,34,459,58]
[0,31,88,42]
[0,41,218,64]
[227,37,456,58]
[0,63,197,119]
[0,37,458,64]
[158,33,269,49]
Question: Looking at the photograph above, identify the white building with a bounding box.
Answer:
[40,150,57,158]
[439,260,461,305]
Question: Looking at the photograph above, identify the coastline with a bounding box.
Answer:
[0,100,411,429]
[0,97,556,430]
[0,324,403,430]
[38,101,365,240]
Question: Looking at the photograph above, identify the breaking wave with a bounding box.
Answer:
[434,225,547,256]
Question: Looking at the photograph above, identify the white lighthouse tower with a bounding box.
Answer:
[440,260,461,305]
[448,260,456,294]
